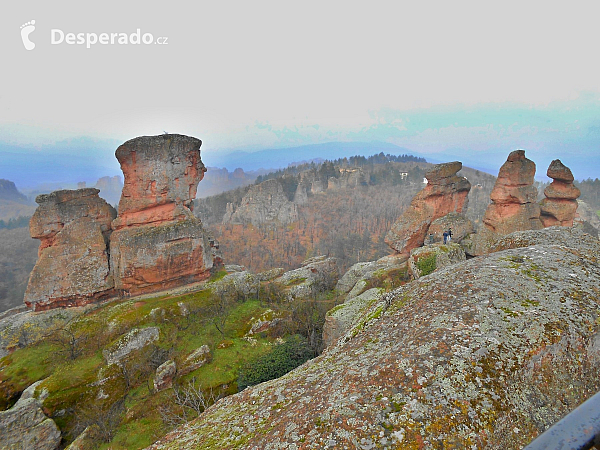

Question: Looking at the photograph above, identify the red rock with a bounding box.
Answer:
[110,134,221,297]
[112,134,207,230]
[483,150,543,235]
[24,189,116,310]
[540,159,580,227]
[385,162,471,254]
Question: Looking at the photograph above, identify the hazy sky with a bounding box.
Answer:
[2,1,599,177]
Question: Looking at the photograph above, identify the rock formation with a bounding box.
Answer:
[148,228,600,449]
[539,159,580,227]
[0,380,61,450]
[482,150,543,235]
[385,161,471,255]
[94,175,123,206]
[24,189,116,310]
[224,179,298,226]
[110,134,221,296]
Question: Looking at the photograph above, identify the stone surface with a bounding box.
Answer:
[65,425,100,450]
[102,327,159,365]
[335,254,408,300]
[112,134,206,230]
[540,160,580,227]
[427,212,475,244]
[110,219,219,296]
[224,179,298,226]
[154,360,177,392]
[482,150,543,235]
[322,288,382,348]
[408,242,466,279]
[24,189,116,310]
[385,161,471,254]
[109,134,221,297]
[0,381,61,450]
[274,256,339,300]
[147,229,600,450]
[575,200,600,234]
[181,345,212,375]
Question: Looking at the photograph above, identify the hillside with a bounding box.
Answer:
[196,156,496,274]
[0,228,39,312]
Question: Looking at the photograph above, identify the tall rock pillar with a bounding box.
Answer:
[540,159,580,227]
[110,134,221,296]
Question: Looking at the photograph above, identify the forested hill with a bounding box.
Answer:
[195,154,497,274]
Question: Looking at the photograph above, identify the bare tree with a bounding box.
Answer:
[159,378,222,428]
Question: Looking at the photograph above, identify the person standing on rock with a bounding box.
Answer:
[447,228,452,243]
[443,230,448,244]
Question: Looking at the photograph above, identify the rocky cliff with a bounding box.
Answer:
[110,134,220,296]
[24,189,117,310]
[385,161,471,254]
[148,227,600,449]
[482,150,543,235]
[223,178,298,226]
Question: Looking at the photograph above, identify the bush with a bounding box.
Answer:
[237,335,314,390]
[416,253,436,277]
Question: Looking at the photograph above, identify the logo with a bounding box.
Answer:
[20,20,36,50]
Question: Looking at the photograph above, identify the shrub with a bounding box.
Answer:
[237,335,314,390]
[416,253,436,277]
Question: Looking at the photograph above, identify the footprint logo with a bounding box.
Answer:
[20,20,36,50]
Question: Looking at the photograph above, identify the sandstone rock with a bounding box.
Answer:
[408,242,466,279]
[112,134,206,230]
[274,256,339,300]
[427,212,475,244]
[211,271,260,299]
[322,288,383,347]
[225,179,298,226]
[103,327,159,365]
[109,134,221,297]
[24,189,116,310]
[385,162,471,255]
[540,159,580,227]
[482,150,543,235]
[182,345,212,374]
[110,219,218,296]
[154,360,176,392]
[0,381,61,450]
[148,229,600,449]
[335,254,408,299]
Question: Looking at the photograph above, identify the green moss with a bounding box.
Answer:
[416,253,437,277]
[326,303,347,317]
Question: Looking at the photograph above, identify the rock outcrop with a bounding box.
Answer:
[273,256,339,300]
[148,228,600,450]
[224,179,298,226]
[407,242,466,279]
[110,134,221,297]
[0,380,61,450]
[540,159,580,227]
[385,162,471,255]
[24,189,117,310]
[482,150,543,235]
[154,360,177,392]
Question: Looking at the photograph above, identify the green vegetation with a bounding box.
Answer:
[416,253,437,277]
[237,335,314,390]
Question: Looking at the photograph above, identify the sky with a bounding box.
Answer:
[1,0,600,185]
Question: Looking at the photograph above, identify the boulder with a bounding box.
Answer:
[407,243,466,279]
[0,381,61,450]
[182,345,212,374]
[385,161,471,255]
[274,256,339,300]
[225,179,298,226]
[148,229,600,450]
[154,360,177,392]
[335,254,408,299]
[482,150,543,235]
[540,160,580,227]
[102,327,159,365]
[109,134,221,297]
[24,189,116,310]
[65,425,100,450]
